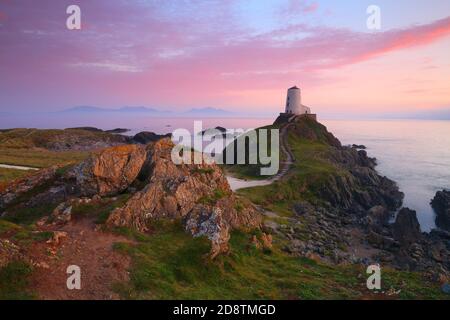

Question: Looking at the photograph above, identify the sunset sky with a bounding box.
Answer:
[1,0,450,118]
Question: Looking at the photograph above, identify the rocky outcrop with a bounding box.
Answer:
[51,202,73,224]
[272,116,404,216]
[276,116,341,147]
[0,136,260,258]
[0,166,58,211]
[393,208,422,245]
[37,129,130,151]
[67,145,147,197]
[431,190,450,232]
[107,138,261,257]
[132,131,171,144]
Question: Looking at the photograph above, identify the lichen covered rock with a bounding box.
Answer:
[107,138,261,257]
[67,144,146,197]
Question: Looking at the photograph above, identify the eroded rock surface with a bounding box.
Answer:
[67,144,147,197]
[107,139,261,257]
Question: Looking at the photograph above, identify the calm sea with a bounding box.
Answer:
[1,113,449,231]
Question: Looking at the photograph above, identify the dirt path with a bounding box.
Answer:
[228,122,294,191]
[28,219,132,300]
[275,122,295,181]
[0,164,39,171]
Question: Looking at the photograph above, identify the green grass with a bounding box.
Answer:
[198,189,228,206]
[0,261,35,300]
[112,220,446,300]
[1,174,61,225]
[0,219,53,246]
[0,128,114,168]
[234,123,351,215]
[224,125,281,180]
[0,168,30,184]
[0,147,88,168]
[71,194,132,224]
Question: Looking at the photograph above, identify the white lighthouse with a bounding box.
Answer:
[285,86,311,115]
[277,85,316,122]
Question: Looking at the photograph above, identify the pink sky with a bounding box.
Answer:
[0,0,449,117]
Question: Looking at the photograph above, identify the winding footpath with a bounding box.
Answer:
[0,164,39,171]
[227,122,294,191]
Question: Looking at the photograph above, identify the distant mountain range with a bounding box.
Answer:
[64,106,161,113]
[63,106,234,117]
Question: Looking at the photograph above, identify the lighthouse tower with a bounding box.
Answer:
[285,86,312,115]
[276,85,316,123]
[285,86,302,114]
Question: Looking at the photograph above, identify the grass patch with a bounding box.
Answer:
[0,147,88,168]
[109,220,448,300]
[0,261,35,300]
[0,219,52,246]
[198,189,228,206]
[71,194,132,224]
[0,168,30,185]
[224,125,281,180]
[3,203,57,226]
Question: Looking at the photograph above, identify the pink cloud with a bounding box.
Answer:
[0,0,449,111]
[285,0,319,14]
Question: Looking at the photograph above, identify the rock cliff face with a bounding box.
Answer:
[431,190,450,232]
[257,116,449,278]
[393,208,422,245]
[66,145,147,197]
[279,116,404,216]
[106,139,261,257]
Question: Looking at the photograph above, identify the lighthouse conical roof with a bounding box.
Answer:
[289,86,300,90]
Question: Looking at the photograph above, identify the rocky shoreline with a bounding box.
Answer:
[252,115,450,283]
[0,121,449,296]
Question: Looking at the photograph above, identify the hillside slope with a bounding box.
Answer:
[235,116,449,285]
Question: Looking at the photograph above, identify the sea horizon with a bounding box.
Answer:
[1,115,449,232]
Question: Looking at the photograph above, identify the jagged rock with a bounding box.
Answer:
[430,229,450,240]
[260,233,273,249]
[429,242,446,263]
[185,205,231,259]
[25,185,67,208]
[250,233,273,251]
[67,144,147,196]
[366,206,392,233]
[0,166,58,210]
[431,190,450,232]
[393,208,422,245]
[293,202,315,216]
[367,230,398,249]
[51,202,73,224]
[132,131,171,144]
[367,205,390,225]
[46,231,68,246]
[107,139,261,257]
